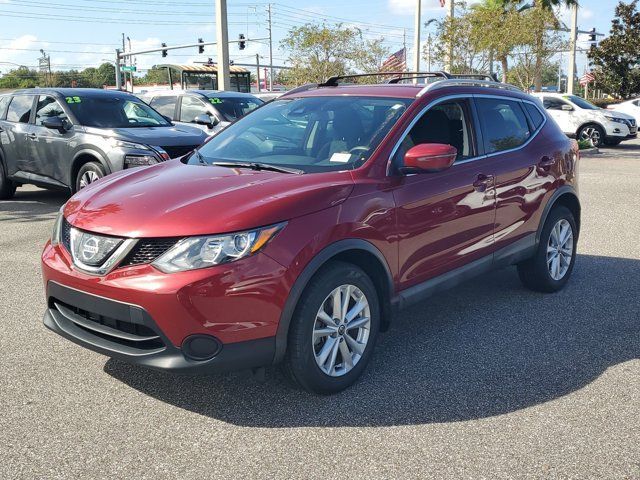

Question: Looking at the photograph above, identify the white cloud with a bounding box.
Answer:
[0,34,39,69]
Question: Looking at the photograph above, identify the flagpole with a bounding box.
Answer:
[413,0,421,83]
[445,0,454,72]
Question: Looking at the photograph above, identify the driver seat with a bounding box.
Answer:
[318,108,364,160]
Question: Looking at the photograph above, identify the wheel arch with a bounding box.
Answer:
[273,239,394,364]
[575,121,605,138]
[536,186,581,244]
[70,150,110,192]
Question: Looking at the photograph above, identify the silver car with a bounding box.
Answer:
[138,90,263,136]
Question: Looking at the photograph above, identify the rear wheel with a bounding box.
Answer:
[0,161,17,200]
[577,124,604,147]
[75,162,105,192]
[284,261,380,394]
[518,206,577,293]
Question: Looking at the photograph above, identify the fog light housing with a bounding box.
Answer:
[124,154,159,168]
[182,334,222,361]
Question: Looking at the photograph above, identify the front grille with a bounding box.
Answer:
[61,218,72,253]
[118,238,181,268]
[160,145,198,159]
[51,299,165,351]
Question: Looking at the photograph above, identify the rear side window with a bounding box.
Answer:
[476,98,530,154]
[149,96,177,118]
[523,102,545,130]
[35,96,68,126]
[180,96,209,123]
[0,96,10,119]
[542,97,569,110]
[6,95,34,123]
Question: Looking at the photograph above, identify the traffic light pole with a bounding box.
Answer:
[567,3,578,95]
[215,0,231,91]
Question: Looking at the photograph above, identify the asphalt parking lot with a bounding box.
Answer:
[1,143,639,479]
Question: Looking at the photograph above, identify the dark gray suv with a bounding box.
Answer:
[0,88,208,198]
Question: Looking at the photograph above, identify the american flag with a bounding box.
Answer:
[440,0,446,6]
[381,47,407,72]
[579,71,595,86]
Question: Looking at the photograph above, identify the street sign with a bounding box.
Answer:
[121,65,137,72]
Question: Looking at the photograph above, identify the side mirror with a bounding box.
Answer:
[42,117,67,132]
[561,104,573,111]
[162,115,173,124]
[194,114,218,127]
[401,143,457,174]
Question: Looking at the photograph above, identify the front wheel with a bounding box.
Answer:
[518,206,577,293]
[284,261,380,394]
[577,124,604,147]
[75,162,105,192]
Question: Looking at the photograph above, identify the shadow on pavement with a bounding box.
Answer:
[0,187,68,222]
[105,253,640,427]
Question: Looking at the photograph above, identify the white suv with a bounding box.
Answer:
[531,93,637,147]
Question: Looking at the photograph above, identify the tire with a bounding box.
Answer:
[75,161,105,193]
[518,206,577,293]
[283,261,381,394]
[577,124,605,147]
[603,138,622,146]
[0,161,17,200]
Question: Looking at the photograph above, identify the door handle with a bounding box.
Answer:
[26,133,37,140]
[473,174,494,192]
[538,156,556,169]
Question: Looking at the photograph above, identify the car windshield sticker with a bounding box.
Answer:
[65,96,81,104]
[209,98,223,104]
[329,152,352,163]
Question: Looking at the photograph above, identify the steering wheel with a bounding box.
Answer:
[128,118,139,123]
[349,146,370,157]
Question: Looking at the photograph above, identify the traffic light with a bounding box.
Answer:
[238,34,246,50]
[161,43,168,57]
[198,38,204,54]
[588,28,597,43]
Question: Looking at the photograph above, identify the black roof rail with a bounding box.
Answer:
[386,72,452,84]
[450,73,499,82]
[319,71,452,87]
[279,83,318,97]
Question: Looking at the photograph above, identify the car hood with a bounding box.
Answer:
[64,160,354,238]
[85,125,208,146]
[599,109,635,121]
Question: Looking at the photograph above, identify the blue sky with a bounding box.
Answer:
[0,0,621,78]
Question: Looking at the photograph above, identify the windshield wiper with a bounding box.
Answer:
[212,161,303,175]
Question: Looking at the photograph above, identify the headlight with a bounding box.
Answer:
[51,207,64,246]
[604,115,626,124]
[152,223,285,273]
[124,154,159,167]
[106,137,150,150]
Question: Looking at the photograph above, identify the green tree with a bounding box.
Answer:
[0,67,39,88]
[589,1,640,98]
[280,23,364,84]
[355,38,391,73]
[141,66,170,85]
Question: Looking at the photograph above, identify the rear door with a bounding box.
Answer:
[28,95,76,184]
[392,97,498,289]
[478,96,554,252]
[1,94,36,175]
[177,95,218,133]
[148,95,178,120]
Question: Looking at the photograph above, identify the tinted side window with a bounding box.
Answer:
[0,96,10,120]
[180,96,209,123]
[523,102,545,130]
[35,96,68,126]
[149,96,177,118]
[6,95,34,123]
[476,98,530,154]
[543,97,569,110]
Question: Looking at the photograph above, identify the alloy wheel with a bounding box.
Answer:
[79,170,100,189]
[312,284,371,377]
[547,218,574,281]
[579,127,601,146]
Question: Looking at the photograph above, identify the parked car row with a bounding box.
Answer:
[0,88,264,199]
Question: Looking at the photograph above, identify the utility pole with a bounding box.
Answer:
[567,2,578,95]
[216,0,231,91]
[413,0,421,80]
[403,28,407,72]
[426,34,432,71]
[256,54,261,93]
[115,48,122,90]
[557,51,563,92]
[267,3,274,91]
[127,36,134,92]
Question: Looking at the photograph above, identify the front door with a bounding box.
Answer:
[392,98,498,290]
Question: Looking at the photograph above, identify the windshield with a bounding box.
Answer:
[207,95,263,121]
[563,95,599,110]
[66,96,172,128]
[191,96,412,172]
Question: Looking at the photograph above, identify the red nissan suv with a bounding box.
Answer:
[42,74,580,394]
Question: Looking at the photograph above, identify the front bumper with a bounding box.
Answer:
[43,281,275,373]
